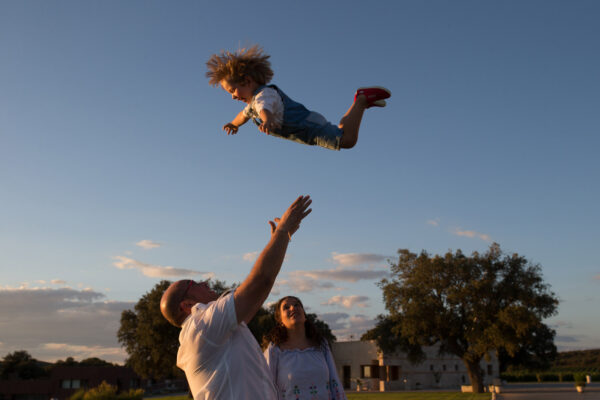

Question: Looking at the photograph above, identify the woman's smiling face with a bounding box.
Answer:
[279,297,306,329]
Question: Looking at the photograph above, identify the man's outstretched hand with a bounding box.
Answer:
[269,195,312,239]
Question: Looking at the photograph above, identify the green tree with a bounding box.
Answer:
[118,281,182,380]
[117,279,230,379]
[0,350,47,380]
[364,243,558,393]
[498,323,557,372]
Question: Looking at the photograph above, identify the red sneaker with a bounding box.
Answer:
[354,86,391,108]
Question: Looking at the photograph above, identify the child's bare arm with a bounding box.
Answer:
[223,110,250,135]
[258,109,280,134]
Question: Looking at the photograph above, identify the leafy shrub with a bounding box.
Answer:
[574,373,587,386]
[69,389,85,400]
[117,389,144,400]
[68,381,144,400]
[83,381,116,400]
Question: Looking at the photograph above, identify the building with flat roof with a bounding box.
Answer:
[330,340,499,392]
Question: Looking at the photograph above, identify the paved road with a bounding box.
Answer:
[498,383,600,400]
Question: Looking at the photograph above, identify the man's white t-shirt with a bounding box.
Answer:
[177,292,277,400]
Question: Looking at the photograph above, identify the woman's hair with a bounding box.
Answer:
[206,45,274,86]
[262,296,325,348]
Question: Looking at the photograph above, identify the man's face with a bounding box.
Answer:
[183,280,218,304]
[220,78,257,104]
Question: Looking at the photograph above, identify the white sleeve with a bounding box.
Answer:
[243,102,254,118]
[323,341,347,400]
[264,343,280,394]
[253,87,284,117]
[196,292,238,345]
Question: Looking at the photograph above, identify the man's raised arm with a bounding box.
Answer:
[234,195,312,324]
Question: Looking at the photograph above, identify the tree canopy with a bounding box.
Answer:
[0,350,48,380]
[363,243,558,392]
[118,280,183,380]
[54,357,115,367]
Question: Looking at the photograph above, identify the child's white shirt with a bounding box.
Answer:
[243,87,284,127]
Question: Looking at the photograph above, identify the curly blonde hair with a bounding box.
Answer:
[206,45,274,87]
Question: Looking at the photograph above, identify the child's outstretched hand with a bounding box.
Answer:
[258,120,278,135]
[223,123,239,135]
[258,109,280,135]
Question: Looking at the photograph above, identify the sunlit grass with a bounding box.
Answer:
[347,392,491,399]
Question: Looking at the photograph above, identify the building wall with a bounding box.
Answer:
[330,340,500,392]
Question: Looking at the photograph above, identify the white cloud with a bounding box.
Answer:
[319,313,376,340]
[242,251,289,263]
[243,251,259,262]
[452,228,491,242]
[0,287,134,363]
[51,279,67,285]
[136,239,161,249]
[550,321,574,329]
[42,343,126,361]
[319,312,351,330]
[277,276,335,293]
[112,256,214,279]
[322,295,370,309]
[289,266,388,283]
[330,252,388,267]
[427,218,440,227]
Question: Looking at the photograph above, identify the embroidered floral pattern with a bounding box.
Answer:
[331,379,341,399]
[309,384,318,399]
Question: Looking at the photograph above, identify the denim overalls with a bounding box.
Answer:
[249,85,343,150]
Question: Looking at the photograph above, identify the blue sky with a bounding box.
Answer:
[1,0,599,363]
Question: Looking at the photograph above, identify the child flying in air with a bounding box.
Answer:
[206,45,391,151]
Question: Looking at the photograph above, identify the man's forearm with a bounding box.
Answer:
[235,229,290,323]
[233,195,311,324]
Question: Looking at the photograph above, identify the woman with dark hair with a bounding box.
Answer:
[263,296,346,400]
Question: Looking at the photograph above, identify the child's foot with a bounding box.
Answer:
[354,87,391,108]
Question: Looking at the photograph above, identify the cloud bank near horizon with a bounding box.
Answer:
[0,287,132,363]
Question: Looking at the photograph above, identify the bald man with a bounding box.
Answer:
[160,195,312,400]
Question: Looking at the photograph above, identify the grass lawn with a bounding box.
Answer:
[347,393,491,399]
[148,393,491,400]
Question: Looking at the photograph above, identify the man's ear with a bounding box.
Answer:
[180,300,194,314]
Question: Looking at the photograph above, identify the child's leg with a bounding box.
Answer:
[339,87,391,149]
[338,95,367,149]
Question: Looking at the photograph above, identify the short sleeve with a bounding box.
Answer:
[263,343,279,384]
[323,341,347,400]
[252,87,283,116]
[242,102,254,118]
